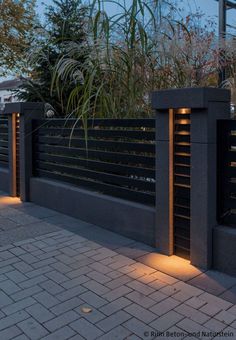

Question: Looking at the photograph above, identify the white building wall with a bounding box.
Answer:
[0,89,19,110]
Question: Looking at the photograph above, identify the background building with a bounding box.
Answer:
[0,78,22,111]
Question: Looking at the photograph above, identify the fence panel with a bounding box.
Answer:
[218,119,236,226]
[32,118,156,205]
[0,116,8,168]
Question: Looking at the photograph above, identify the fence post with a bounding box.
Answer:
[4,103,44,201]
[152,88,231,269]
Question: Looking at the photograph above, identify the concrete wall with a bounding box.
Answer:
[213,226,236,276]
[0,167,9,193]
[30,177,156,246]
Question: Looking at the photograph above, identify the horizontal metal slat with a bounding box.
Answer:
[34,118,155,128]
[34,168,155,205]
[35,152,155,179]
[35,135,155,154]
[37,127,155,141]
[36,161,155,192]
[35,144,155,167]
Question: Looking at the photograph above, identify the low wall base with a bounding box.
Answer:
[30,177,156,246]
[0,167,9,194]
[213,225,236,276]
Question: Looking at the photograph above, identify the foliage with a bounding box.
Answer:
[17,0,89,116]
[0,0,36,76]
[52,0,218,118]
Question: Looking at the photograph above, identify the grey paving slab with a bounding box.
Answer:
[17,317,49,339]
[70,318,104,339]
[0,193,236,340]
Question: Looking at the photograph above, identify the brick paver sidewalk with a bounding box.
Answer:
[0,195,236,339]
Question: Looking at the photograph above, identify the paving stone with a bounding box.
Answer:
[149,310,184,332]
[125,303,157,323]
[33,291,60,308]
[227,305,236,316]
[56,285,87,302]
[0,325,22,340]
[148,291,168,303]
[12,335,29,340]
[103,285,132,302]
[150,297,180,316]
[13,261,33,274]
[198,292,233,310]
[174,303,210,324]
[105,275,132,289]
[19,253,38,265]
[99,297,132,316]
[2,297,36,316]
[18,317,49,339]
[0,311,29,331]
[126,280,155,296]
[50,297,83,316]
[97,310,132,332]
[177,318,212,340]
[214,310,236,325]
[87,271,111,284]
[32,258,57,269]
[0,291,13,308]
[10,247,27,257]
[148,279,167,290]
[145,271,178,285]
[11,285,42,302]
[26,266,52,279]
[97,325,131,340]
[61,275,89,289]
[106,270,124,279]
[1,280,22,298]
[189,271,236,296]
[66,266,92,279]
[50,261,71,274]
[76,305,106,323]
[26,303,55,323]
[185,296,207,309]
[124,317,156,340]
[89,262,113,274]
[80,291,107,308]
[214,327,236,340]
[44,310,78,332]
[0,250,15,260]
[125,291,156,308]
[199,303,223,317]
[204,318,228,332]
[41,326,76,340]
[70,318,104,339]
[19,274,48,288]
[6,270,28,283]
[83,280,111,296]
[39,280,65,295]
[45,270,68,284]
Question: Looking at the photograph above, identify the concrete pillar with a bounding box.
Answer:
[152,88,230,269]
[4,103,44,201]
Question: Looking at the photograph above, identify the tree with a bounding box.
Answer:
[0,0,36,76]
[17,0,89,116]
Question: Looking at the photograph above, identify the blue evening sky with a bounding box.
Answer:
[36,0,235,27]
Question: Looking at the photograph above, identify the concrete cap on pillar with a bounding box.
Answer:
[3,102,45,115]
[152,87,231,110]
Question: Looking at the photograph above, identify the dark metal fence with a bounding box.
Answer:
[0,116,8,168]
[32,118,156,205]
[218,119,236,226]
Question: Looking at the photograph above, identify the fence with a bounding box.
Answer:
[1,88,236,276]
[32,118,156,206]
[218,120,236,226]
[0,115,8,168]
